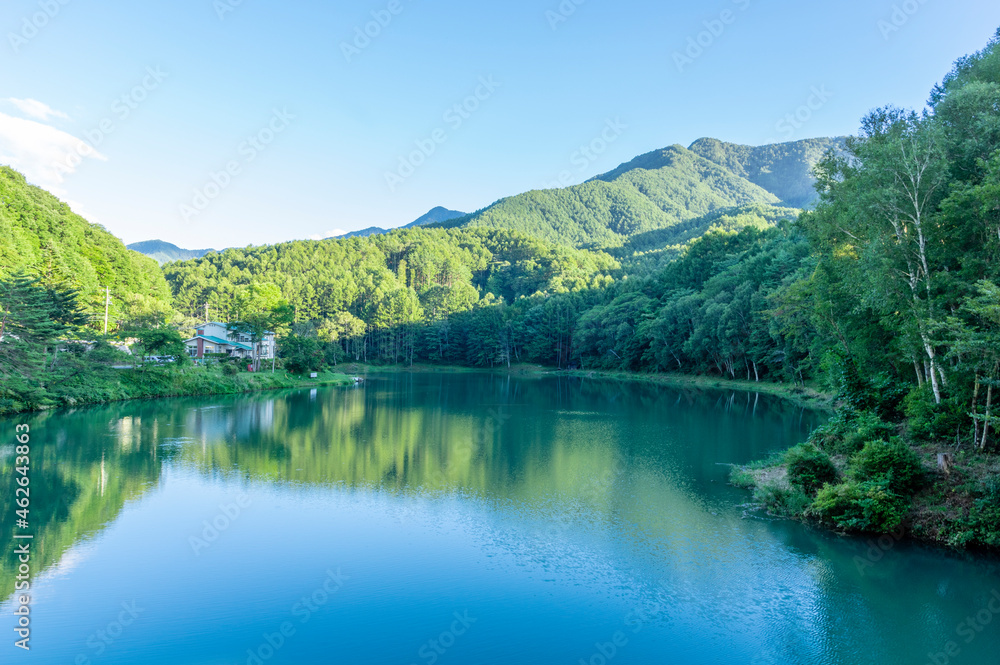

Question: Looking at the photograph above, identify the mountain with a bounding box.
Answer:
[0,167,173,324]
[337,207,467,239]
[688,137,846,208]
[404,206,467,228]
[435,144,784,249]
[433,138,841,249]
[127,240,216,265]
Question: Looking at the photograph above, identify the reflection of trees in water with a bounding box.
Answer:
[0,400,173,601]
[1,375,821,604]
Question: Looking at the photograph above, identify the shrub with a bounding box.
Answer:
[811,479,909,533]
[951,476,1000,548]
[837,359,909,421]
[903,387,966,443]
[849,438,925,495]
[754,484,812,518]
[784,444,838,496]
[729,467,756,489]
[809,409,894,455]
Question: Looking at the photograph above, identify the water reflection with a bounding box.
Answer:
[1,374,815,601]
[1,373,997,665]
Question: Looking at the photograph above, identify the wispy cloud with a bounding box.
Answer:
[6,97,70,122]
[309,229,347,240]
[0,111,106,193]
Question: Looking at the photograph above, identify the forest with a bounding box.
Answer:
[1,29,998,544]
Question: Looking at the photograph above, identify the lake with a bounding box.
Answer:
[2,372,998,664]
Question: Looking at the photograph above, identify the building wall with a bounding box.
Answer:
[196,322,276,359]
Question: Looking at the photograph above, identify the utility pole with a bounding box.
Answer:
[204,302,209,322]
[103,287,110,335]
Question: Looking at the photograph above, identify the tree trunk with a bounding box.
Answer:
[982,363,999,451]
[921,334,942,404]
[972,377,981,445]
[981,381,993,451]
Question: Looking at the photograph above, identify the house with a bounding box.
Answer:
[184,322,275,360]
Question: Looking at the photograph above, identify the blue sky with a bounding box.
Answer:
[2,0,999,248]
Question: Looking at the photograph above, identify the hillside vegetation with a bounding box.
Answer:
[164,227,619,325]
[437,145,783,248]
[0,167,173,326]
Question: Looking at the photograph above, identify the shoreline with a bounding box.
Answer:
[1,367,358,417]
[731,443,1000,555]
[352,362,836,410]
[6,361,831,416]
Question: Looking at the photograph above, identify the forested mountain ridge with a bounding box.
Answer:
[0,166,173,327]
[164,226,618,325]
[127,240,217,265]
[436,144,785,249]
[688,137,846,208]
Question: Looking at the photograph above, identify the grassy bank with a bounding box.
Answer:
[2,366,357,415]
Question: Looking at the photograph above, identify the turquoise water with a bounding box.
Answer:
[2,373,998,664]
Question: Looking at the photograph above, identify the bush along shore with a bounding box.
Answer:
[732,404,1000,552]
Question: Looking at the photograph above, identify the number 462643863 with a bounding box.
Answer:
[14,424,29,521]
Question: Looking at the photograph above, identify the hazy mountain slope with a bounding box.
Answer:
[337,207,467,239]
[127,240,216,265]
[687,137,845,208]
[438,145,781,249]
[337,227,389,239]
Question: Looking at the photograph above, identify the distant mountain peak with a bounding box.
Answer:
[407,206,467,227]
[429,137,845,248]
[127,240,216,265]
[336,207,467,239]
